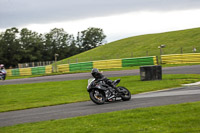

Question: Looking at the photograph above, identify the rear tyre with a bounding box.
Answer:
[89,89,106,105]
[118,86,131,101]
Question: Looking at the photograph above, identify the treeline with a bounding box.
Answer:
[0,27,106,68]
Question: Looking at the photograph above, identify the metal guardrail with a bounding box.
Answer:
[161,53,200,64]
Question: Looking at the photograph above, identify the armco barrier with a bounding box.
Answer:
[7,66,52,76]
[31,66,46,75]
[6,56,158,76]
[69,62,93,71]
[57,64,69,73]
[31,67,39,75]
[45,65,52,74]
[6,69,12,76]
[79,62,93,71]
[122,56,156,67]
[11,69,20,76]
[153,56,157,65]
[19,68,32,76]
[161,53,200,64]
[93,59,122,69]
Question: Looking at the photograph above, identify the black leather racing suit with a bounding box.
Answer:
[93,72,117,91]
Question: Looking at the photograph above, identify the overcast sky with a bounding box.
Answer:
[1,0,200,42]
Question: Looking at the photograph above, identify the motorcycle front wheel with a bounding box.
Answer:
[118,86,131,101]
[89,89,106,105]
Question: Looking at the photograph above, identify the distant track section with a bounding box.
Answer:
[0,65,200,85]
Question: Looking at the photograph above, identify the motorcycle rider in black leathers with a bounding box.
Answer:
[0,64,6,80]
[91,68,122,94]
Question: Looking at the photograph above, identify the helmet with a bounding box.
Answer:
[0,64,4,69]
[91,68,99,78]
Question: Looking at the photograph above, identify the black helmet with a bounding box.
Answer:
[91,68,99,78]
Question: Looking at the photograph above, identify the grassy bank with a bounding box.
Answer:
[1,101,200,132]
[0,74,200,112]
[59,27,200,64]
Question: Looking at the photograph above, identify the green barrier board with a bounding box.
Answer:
[122,57,154,67]
[137,57,154,66]
[69,62,93,71]
[31,66,46,75]
[11,69,20,76]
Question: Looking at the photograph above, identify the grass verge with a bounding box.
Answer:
[0,74,200,112]
[1,101,200,132]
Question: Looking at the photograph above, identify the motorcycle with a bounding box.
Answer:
[0,70,6,81]
[87,78,131,104]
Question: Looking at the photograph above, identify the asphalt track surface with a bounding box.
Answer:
[0,85,200,127]
[0,65,200,85]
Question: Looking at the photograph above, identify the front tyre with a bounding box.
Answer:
[118,86,131,101]
[89,89,106,105]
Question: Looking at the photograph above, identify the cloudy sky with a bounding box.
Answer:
[1,0,200,42]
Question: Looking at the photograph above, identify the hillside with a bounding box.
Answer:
[58,27,200,64]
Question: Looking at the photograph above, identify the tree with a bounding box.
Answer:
[0,27,21,68]
[19,28,44,62]
[68,40,79,57]
[76,27,106,52]
[44,28,75,60]
[0,27,106,68]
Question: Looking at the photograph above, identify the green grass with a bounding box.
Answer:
[1,101,200,132]
[0,74,200,112]
[58,27,200,64]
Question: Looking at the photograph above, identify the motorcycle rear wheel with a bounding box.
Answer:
[118,86,131,101]
[89,89,106,105]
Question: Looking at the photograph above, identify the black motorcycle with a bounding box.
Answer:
[87,78,131,104]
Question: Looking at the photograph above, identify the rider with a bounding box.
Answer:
[91,68,122,93]
[0,64,6,80]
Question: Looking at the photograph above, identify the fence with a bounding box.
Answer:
[7,56,157,76]
[6,65,52,76]
[122,57,156,67]
[57,56,157,73]
[70,62,93,71]
[161,53,200,64]
[93,59,122,69]
[18,61,54,68]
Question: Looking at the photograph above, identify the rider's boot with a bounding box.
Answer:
[113,86,123,93]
